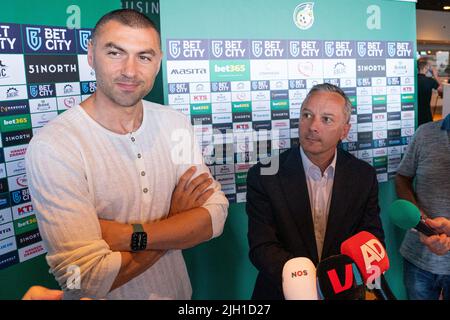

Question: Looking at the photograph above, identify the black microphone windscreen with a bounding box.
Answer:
[316,254,366,300]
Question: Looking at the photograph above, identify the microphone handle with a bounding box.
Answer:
[373,275,397,300]
[415,219,439,237]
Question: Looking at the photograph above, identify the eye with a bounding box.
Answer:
[323,116,333,124]
[301,112,312,119]
[139,55,152,63]
[107,51,121,58]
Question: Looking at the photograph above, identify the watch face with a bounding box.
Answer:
[131,232,147,251]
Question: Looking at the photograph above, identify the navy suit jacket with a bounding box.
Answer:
[246,146,384,300]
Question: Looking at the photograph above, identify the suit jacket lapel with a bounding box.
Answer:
[321,149,352,260]
[279,147,319,264]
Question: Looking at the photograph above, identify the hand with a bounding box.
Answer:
[169,166,214,215]
[99,219,133,252]
[22,286,64,300]
[425,217,450,235]
[419,233,450,256]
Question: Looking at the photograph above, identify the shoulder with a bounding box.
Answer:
[412,121,443,145]
[29,106,83,148]
[143,100,191,127]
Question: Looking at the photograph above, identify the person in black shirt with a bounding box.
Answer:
[417,58,442,126]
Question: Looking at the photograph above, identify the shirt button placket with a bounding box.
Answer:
[130,133,149,196]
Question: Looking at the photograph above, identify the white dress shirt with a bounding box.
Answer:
[300,147,337,260]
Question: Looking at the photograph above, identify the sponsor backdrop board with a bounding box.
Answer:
[161,0,415,299]
[0,0,413,300]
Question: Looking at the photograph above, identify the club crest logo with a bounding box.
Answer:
[26,27,42,51]
[168,41,181,59]
[79,30,91,52]
[293,2,315,30]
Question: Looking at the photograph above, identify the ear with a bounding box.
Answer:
[87,40,94,69]
[155,51,163,74]
[340,123,351,141]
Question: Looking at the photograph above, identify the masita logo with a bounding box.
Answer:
[24,25,76,54]
[25,55,79,84]
[0,222,14,241]
[293,2,315,30]
[0,23,21,53]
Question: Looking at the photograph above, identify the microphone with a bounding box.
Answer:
[282,257,318,300]
[316,254,365,300]
[388,199,438,237]
[341,231,396,300]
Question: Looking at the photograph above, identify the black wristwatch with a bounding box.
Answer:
[131,224,147,251]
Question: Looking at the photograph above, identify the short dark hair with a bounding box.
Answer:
[91,9,160,45]
[301,83,352,123]
[417,58,429,71]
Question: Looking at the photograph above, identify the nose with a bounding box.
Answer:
[121,56,137,79]
[308,115,321,133]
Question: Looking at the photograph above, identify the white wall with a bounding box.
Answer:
[417,9,450,41]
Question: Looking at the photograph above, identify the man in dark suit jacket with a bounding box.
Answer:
[246,83,385,300]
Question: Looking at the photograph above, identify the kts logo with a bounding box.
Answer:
[24,25,75,53]
[293,2,315,30]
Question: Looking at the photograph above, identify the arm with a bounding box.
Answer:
[100,166,228,252]
[246,166,294,289]
[395,174,418,206]
[431,66,443,95]
[110,250,165,290]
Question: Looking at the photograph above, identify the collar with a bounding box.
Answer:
[300,146,337,181]
[441,114,450,131]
